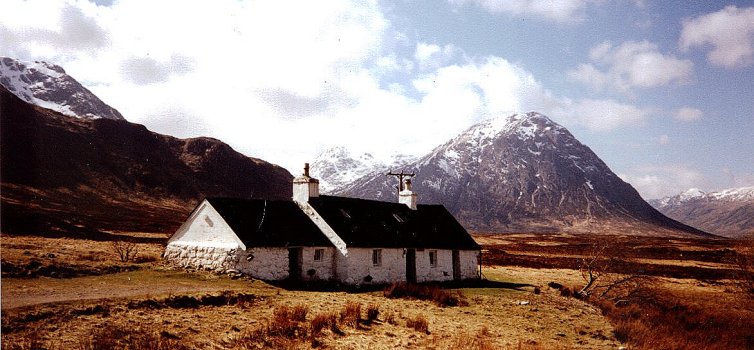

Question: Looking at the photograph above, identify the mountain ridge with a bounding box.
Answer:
[335,112,709,237]
[649,187,754,238]
[0,56,124,120]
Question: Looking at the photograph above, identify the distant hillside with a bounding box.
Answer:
[336,112,709,237]
[1,86,292,237]
[649,187,754,238]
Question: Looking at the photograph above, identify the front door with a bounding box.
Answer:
[406,249,416,283]
[452,250,461,281]
[288,247,302,281]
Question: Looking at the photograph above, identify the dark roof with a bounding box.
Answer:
[206,198,333,248]
[308,195,480,250]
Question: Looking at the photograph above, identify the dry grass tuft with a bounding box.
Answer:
[405,314,429,334]
[339,301,361,328]
[310,312,339,338]
[366,304,380,323]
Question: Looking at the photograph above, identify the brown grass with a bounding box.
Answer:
[384,282,468,307]
[406,314,429,334]
[339,301,361,328]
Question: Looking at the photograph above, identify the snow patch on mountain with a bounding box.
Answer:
[0,57,124,120]
[651,186,754,209]
[310,146,414,193]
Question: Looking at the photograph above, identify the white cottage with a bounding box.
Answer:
[164,164,481,285]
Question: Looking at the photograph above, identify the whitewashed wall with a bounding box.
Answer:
[339,248,406,285]
[300,247,336,281]
[458,250,481,280]
[234,247,289,280]
[167,202,245,249]
[415,249,453,283]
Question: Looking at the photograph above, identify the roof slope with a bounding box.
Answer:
[308,195,480,250]
[206,198,333,248]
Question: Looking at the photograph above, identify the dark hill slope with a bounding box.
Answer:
[1,86,291,237]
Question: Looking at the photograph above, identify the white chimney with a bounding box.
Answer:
[399,178,417,210]
[292,163,319,203]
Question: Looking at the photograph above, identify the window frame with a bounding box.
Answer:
[372,249,382,267]
[429,250,438,268]
[313,248,324,262]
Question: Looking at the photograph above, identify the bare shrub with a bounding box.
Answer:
[384,282,467,307]
[406,314,429,334]
[339,301,361,328]
[111,240,139,262]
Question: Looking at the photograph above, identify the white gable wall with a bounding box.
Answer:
[164,201,245,272]
[167,201,244,249]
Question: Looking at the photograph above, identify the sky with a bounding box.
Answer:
[1,0,753,199]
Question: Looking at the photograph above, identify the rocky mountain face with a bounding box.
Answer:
[336,112,707,236]
[1,86,292,237]
[310,146,413,193]
[649,187,754,238]
[0,56,124,120]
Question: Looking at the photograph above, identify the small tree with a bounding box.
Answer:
[112,240,139,262]
[577,239,652,301]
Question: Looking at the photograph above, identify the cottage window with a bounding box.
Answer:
[314,248,324,261]
[204,215,214,227]
[372,249,382,266]
[429,250,437,268]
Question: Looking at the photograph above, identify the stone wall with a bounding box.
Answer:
[458,250,481,280]
[163,243,240,272]
[301,247,336,281]
[339,248,406,285]
[415,249,453,283]
[235,247,290,280]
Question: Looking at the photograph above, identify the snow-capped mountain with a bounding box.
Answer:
[310,146,413,193]
[649,187,754,238]
[0,57,123,120]
[336,112,706,236]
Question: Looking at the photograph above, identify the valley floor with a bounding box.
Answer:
[1,232,752,349]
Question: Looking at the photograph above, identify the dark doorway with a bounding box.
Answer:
[452,250,461,281]
[406,249,416,283]
[288,247,302,281]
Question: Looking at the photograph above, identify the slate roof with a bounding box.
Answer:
[206,198,333,248]
[309,196,480,250]
[206,196,480,251]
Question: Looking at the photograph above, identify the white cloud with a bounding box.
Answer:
[0,0,658,172]
[551,98,652,132]
[448,0,589,23]
[414,42,465,70]
[568,40,693,93]
[680,6,754,68]
[674,107,703,122]
[619,164,705,199]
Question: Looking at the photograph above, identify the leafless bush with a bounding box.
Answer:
[111,240,139,262]
[577,239,654,302]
